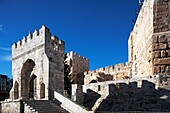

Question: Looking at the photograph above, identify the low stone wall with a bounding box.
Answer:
[54,91,93,113]
[1,100,24,113]
[83,75,170,112]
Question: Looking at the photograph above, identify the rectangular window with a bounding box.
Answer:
[98,85,101,91]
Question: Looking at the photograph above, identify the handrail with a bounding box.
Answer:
[54,91,94,113]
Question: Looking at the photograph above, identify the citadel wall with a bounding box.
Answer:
[82,75,170,112]
[84,62,132,84]
[129,0,170,78]
[128,0,155,77]
[151,0,170,75]
[65,51,89,84]
[74,0,170,110]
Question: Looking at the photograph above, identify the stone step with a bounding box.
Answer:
[23,100,69,113]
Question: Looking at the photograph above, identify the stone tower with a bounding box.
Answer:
[10,25,65,100]
[65,51,89,84]
[128,0,170,78]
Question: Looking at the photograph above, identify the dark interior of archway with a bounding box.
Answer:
[90,80,97,83]
[21,59,35,98]
[29,75,37,98]
[14,81,19,99]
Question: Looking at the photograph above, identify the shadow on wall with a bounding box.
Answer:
[0,103,1,112]
[83,89,101,110]
[94,80,170,112]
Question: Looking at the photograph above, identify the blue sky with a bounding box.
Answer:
[0,0,139,78]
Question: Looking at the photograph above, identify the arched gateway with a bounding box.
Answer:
[21,59,36,99]
[10,25,65,100]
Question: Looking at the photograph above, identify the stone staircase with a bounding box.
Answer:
[23,100,69,113]
[91,95,108,111]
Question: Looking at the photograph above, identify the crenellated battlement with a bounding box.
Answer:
[94,62,132,74]
[12,25,65,59]
[84,62,132,84]
[67,51,89,61]
[12,25,47,49]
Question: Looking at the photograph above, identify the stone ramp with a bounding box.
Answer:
[23,100,69,113]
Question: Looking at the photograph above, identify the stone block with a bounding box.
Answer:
[161,65,166,73]
[153,36,158,43]
[158,35,167,43]
[167,35,170,42]
[153,66,161,73]
[152,43,159,50]
[165,66,170,73]
[154,51,161,58]
[161,50,167,57]
[167,50,170,56]
[159,43,167,49]
[168,42,170,48]
[154,58,170,65]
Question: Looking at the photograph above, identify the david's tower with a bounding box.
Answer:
[128,0,170,78]
[10,25,65,100]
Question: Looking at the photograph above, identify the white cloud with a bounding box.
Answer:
[0,55,12,61]
[0,47,11,51]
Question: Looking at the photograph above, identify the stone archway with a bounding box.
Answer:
[21,59,35,99]
[40,83,45,99]
[14,81,19,99]
[28,75,37,99]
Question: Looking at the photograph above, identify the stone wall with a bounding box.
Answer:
[152,33,170,75]
[128,0,170,78]
[54,91,93,113]
[84,62,132,84]
[1,100,24,113]
[45,30,65,96]
[128,0,155,78]
[10,25,65,100]
[71,84,84,105]
[153,0,170,33]
[83,75,170,112]
[65,51,89,84]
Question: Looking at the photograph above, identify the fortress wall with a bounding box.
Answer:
[152,33,170,75]
[153,0,170,33]
[151,0,170,75]
[83,75,170,112]
[129,0,170,77]
[128,0,155,78]
[66,51,89,84]
[84,62,132,84]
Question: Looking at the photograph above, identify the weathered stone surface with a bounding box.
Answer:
[158,35,167,43]
[159,43,167,49]
[153,66,161,73]
[161,50,167,57]
[2,0,170,113]
[154,51,161,58]
[65,51,89,84]
[154,58,170,65]
[10,25,65,100]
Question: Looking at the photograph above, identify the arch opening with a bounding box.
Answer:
[29,75,37,99]
[40,83,45,99]
[14,81,19,99]
[21,59,36,99]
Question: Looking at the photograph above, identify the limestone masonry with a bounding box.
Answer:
[1,0,170,113]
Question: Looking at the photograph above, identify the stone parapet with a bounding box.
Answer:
[84,62,132,84]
